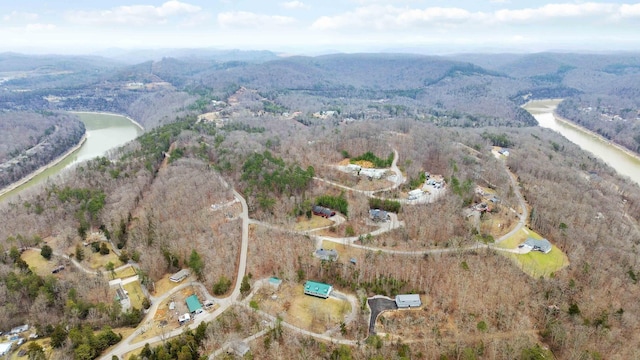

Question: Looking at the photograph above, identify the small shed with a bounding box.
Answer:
[169,302,175,310]
[178,313,191,325]
[304,280,333,299]
[268,277,283,289]
[524,238,552,254]
[395,294,422,308]
[186,295,203,314]
[170,269,190,283]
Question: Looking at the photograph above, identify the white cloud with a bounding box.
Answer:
[312,2,640,31]
[280,1,308,9]
[65,1,201,26]
[218,11,296,28]
[494,3,616,23]
[619,3,640,17]
[3,11,39,22]
[25,23,56,31]
[312,5,479,31]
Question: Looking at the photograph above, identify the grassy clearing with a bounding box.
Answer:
[256,283,350,334]
[86,242,122,270]
[10,338,52,360]
[110,265,137,280]
[497,228,569,278]
[321,240,364,264]
[150,273,186,296]
[294,215,333,231]
[123,281,146,310]
[21,249,56,276]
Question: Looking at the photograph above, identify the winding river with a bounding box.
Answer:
[0,112,142,202]
[524,99,640,185]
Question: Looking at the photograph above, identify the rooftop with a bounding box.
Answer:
[304,280,332,297]
[524,238,552,254]
[186,294,203,313]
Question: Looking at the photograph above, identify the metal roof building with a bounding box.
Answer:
[304,280,333,299]
[170,269,190,282]
[524,238,552,254]
[395,294,422,308]
[186,294,203,314]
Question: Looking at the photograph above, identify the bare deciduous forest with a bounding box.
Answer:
[1,52,640,359]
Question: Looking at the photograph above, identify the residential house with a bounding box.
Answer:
[304,281,333,299]
[314,248,338,261]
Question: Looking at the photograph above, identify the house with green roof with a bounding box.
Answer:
[304,280,333,299]
[186,294,203,314]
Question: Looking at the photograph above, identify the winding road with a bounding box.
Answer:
[99,146,530,359]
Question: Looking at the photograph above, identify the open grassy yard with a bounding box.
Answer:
[123,280,146,310]
[86,242,123,270]
[21,249,57,276]
[294,215,333,231]
[150,272,195,296]
[110,265,137,280]
[320,240,365,264]
[497,228,569,278]
[255,283,351,334]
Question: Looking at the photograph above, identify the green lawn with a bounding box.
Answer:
[123,281,146,310]
[110,265,137,280]
[497,227,569,278]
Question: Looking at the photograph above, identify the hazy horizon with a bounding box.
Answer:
[1,1,640,56]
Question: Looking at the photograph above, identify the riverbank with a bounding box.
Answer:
[523,99,640,164]
[70,111,145,131]
[0,133,87,198]
[552,110,640,164]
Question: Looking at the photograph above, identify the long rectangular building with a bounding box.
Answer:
[304,280,333,299]
[395,294,422,308]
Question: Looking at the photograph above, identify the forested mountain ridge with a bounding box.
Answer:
[0,112,85,190]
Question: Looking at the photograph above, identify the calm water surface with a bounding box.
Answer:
[524,99,640,185]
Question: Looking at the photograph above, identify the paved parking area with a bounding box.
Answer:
[367,297,397,335]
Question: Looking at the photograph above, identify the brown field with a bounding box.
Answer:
[255,283,350,334]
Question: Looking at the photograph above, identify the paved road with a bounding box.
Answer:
[100,147,530,359]
[103,190,250,359]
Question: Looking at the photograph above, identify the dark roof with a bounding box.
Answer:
[315,248,338,261]
[313,205,334,216]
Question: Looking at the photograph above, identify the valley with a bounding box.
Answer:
[1,51,640,360]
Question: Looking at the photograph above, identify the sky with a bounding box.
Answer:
[1,1,640,55]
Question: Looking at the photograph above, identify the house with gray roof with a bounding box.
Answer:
[314,248,338,261]
[524,238,552,254]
